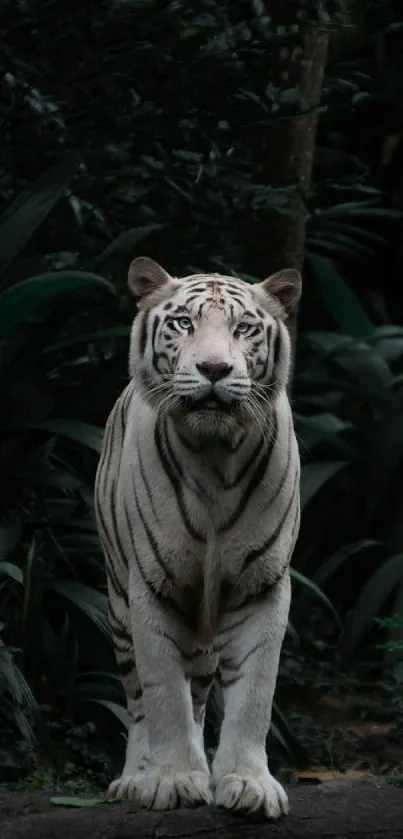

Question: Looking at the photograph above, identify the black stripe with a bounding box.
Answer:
[222,432,247,454]
[109,478,129,569]
[96,495,130,609]
[139,312,148,355]
[213,434,264,489]
[177,431,203,453]
[132,480,174,582]
[229,563,289,611]
[192,673,216,689]
[262,412,293,512]
[220,640,264,673]
[220,674,243,689]
[219,613,251,634]
[137,445,160,523]
[148,782,161,810]
[241,468,299,573]
[288,497,301,554]
[155,417,204,542]
[158,629,194,663]
[151,314,160,373]
[248,326,260,339]
[255,324,273,382]
[273,322,281,365]
[118,658,136,677]
[108,602,131,643]
[104,542,129,608]
[122,495,191,624]
[219,412,278,533]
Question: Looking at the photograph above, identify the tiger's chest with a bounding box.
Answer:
[118,410,298,591]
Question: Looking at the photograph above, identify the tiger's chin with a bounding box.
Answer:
[172,398,247,439]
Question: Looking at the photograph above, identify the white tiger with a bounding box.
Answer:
[94,257,301,818]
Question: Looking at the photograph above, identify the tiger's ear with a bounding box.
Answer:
[128,257,174,306]
[258,268,302,313]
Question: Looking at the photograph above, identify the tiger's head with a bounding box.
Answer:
[128,257,301,437]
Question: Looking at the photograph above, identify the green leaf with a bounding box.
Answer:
[48,580,111,638]
[271,702,305,762]
[295,413,356,458]
[0,271,115,338]
[0,561,24,585]
[8,419,104,454]
[269,721,291,755]
[300,461,348,509]
[44,326,131,354]
[322,221,386,247]
[50,797,121,808]
[372,327,403,362]
[23,533,36,624]
[307,253,374,338]
[0,521,23,562]
[365,385,403,519]
[290,568,340,626]
[92,225,164,269]
[0,150,85,281]
[341,554,403,660]
[292,540,381,621]
[5,464,85,490]
[85,699,130,728]
[310,231,373,256]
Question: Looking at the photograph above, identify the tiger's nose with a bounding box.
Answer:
[196,361,233,382]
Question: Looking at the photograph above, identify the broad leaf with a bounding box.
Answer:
[307,253,374,338]
[340,553,403,660]
[300,461,348,509]
[0,150,85,281]
[0,271,115,338]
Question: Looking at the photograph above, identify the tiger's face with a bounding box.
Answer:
[128,258,301,436]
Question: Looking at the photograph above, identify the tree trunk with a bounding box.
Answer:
[250,1,329,375]
[1,779,402,839]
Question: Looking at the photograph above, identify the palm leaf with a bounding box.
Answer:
[0,150,86,281]
[340,553,403,660]
[292,540,382,621]
[7,419,104,454]
[307,253,374,338]
[0,271,115,338]
[300,461,348,509]
[290,568,340,626]
[48,579,111,638]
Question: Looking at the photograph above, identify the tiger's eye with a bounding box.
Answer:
[235,322,251,335]
[177,316,192,330]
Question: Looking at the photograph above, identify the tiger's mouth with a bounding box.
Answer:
[185,396,232,413]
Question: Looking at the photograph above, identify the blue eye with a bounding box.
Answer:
[235,322,250,335]
[177,316,192,330]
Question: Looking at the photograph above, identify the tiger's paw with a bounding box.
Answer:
[213,771,289,819]
[108,769,213,809]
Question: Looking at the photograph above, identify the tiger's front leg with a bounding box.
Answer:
[212,572,291,819]
[120,583,213,810]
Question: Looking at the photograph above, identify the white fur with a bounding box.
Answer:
[94,262,301,818]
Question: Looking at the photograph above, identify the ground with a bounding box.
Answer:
[274,649,403,782]
[0,779,402,839]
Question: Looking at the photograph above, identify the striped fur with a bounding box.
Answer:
[94,258,301,818]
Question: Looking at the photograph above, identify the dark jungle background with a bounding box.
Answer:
[1,0,403,793]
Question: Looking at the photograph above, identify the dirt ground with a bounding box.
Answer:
[277,677,403,780]
[0,779,402,839]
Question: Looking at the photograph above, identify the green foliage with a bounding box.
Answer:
[0,631,37,742]
[1,0,403,784]
[292,256,403,664]
[0,161,128,775]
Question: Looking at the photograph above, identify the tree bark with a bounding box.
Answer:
[249,1,329,374]
[1,779,402,839]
